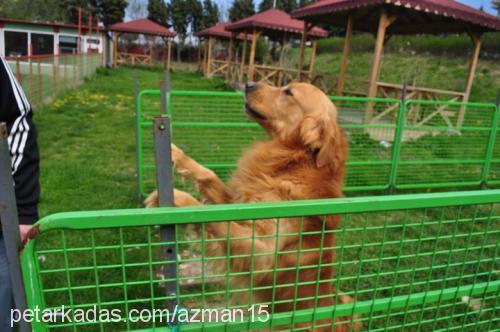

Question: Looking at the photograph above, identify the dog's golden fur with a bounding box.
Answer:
[146,83,357,331]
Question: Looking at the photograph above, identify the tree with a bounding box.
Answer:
[189,0,204,34]
[229,0,255,22]
[200,0,220,30]
[31,0,67,21]
[169,0,202,61]
[258,0,297,13]
[492,0,500,16]
[148,0,169,26]
[0,0,124,26]
[60,0,126,27]
[60,0,94,25]
[93,0,127,27]
[1,0,66,21]
[169,0,188,45]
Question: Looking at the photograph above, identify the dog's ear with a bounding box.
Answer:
[300,102,345,169]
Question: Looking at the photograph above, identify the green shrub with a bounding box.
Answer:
[235,39,268,63]
[317,32,500,59]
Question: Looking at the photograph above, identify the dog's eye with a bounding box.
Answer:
[283,88,293,96]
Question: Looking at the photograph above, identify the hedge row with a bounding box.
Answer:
[317,33,500,59]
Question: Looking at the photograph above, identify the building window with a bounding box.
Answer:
[86,38,100,53]
[87,38,100,45]
[59,35,78,54]
[32,33,54,55]
[5,31,28,57]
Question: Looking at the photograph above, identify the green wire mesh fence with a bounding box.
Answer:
[136,90,499,199]
[7,53,102,109]
[137,90,264,198]
[21,190,500,331]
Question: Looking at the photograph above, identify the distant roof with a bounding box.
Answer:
[226,8,328,38]
[0,17,97,32]
[196,22,252,40]
[292,0,500,34]
[110,19,176,37]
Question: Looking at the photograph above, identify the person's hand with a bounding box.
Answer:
[19,224,32,242]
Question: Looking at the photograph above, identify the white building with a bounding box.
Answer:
[0,18,107,58]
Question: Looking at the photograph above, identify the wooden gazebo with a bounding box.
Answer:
[226,8,328,85]
[110,19,176,70]
[292,0,500,128]
[196,22,252,79]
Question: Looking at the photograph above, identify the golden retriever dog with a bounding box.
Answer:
[146,82,357,331]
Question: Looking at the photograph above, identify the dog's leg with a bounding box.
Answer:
[206,220,277,277]
[171,144,231,204]
[145,189,202,208]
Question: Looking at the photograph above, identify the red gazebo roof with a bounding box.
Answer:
[196,22,252,40]
[226,8,328,38]
[292,0,500,33]
[110,19,176,37]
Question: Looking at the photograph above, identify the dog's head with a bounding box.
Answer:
[244,82,345,169]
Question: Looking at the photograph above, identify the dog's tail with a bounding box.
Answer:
[144,190,159,208]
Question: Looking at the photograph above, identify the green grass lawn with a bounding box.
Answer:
[29,60,499,331]
[35,52,500,217]
[288,49,500,103]
[35,67,233,217]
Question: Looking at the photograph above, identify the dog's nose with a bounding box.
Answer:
[245,82,257,93]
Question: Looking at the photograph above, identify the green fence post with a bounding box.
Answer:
[481,92,500,188]
[160,71,169,115]
[166,88,172,117]
[387,83,407,194]
[133,70,142,204]
[136,92,145,199]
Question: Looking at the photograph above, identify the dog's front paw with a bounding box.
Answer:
[144,190,159,208]
[170,143,185,166]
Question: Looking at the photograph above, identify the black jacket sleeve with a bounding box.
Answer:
[0,56,40,225]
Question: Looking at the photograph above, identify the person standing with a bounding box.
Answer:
[0,55,40,331]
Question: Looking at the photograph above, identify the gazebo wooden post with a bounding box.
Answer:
[197,38,202,71]
[203,39,208,75]
[239,32,248,81]
[166,38,172,71]
[248,30,261,82]
[365,11,396,123]
[167,37,169,70]
[336,14,353,96]
[458,32,482,127]
[277,34,288,85]
[279,34,287,68]
[149,35,154,65]
[308,39,317,80]
[227,33,235,80]
[228,34,235,62]
[113,32,119,67]
[298,22,310,80]
[206,36,214,78]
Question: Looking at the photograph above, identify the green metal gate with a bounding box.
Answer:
[136,91,499,199]
[20,190,500,331]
